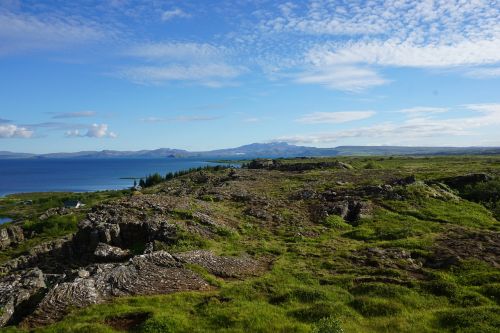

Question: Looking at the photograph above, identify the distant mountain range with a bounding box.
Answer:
[1,143,500,160]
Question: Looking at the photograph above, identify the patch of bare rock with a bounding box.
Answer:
[0,198,267,328]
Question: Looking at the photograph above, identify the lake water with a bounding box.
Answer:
[0,158,226,197]
[0,217,13,225]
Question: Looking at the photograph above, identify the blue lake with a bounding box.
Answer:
[0,217,13,224]
[0,158,227,197]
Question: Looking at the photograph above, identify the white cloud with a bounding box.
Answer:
[51,111,96,119]
[119,63,244,86]
[126,42,222,61]
[243,117,262,123]
[296,111,375,124]
[121,41,243,86]
[161,8,191,21]
[275,103,500,145]
[307,39,500,68]
[0,124,33,138]
[65,123,116,138]
[398,107,449,116]
[141,115,222,123]
[294,65,388,91]
[464,67,500,79]
[249,0,500,90]
[0,11,110,54]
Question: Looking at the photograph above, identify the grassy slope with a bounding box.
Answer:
[1,156,500,333]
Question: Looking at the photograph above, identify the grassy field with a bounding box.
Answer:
[1,155,499,332]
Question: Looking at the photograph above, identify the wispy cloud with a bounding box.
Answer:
[125,42,223,61]
[250,0,500,90]
[398,107,449,116]
[51,111,97,119]
[141,115,222,123]
[296,111,375,124]
[0,124,33,138]
[118,63,244,86]
[161,8,191,21]
[275,103,500,145]
[0,11,111,55]
[0,117,12,123]
[464,67,500,79]
[294,66,388,91]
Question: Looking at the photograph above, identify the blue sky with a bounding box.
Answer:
[0,0,499,153]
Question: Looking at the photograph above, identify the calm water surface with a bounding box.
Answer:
[0,217,13,224]
[0,158,224,196]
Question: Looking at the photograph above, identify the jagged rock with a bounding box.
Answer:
[0,268,47,327]
[39,207,69,221]
[93,243,132,262]
[21,251,211,327]
[0,225,24,250]
[174,250,266,278]
[313,197,372,224]
[0,238,72,275]
[72,215,177,260]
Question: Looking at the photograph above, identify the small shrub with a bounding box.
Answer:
[313,316,344,333]
[323,215,351,229]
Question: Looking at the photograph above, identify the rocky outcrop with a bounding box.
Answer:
[93,243,132,262]
[174,250,267,278]
[72,215,178,261]
[0,225,24,250]
[0,268,48,326]
[39,207,70,221]
[21,251,211,327]
[0,237,72,275]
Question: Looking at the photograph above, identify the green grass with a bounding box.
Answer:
[1,156,500,332]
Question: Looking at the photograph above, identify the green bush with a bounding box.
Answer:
[313,316,344,333]
[323,215,351,229]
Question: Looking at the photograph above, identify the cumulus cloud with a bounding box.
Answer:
[65,123,116,138]
[0,124,33,138]
[161,8,191,21]
[296,111,375,124]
